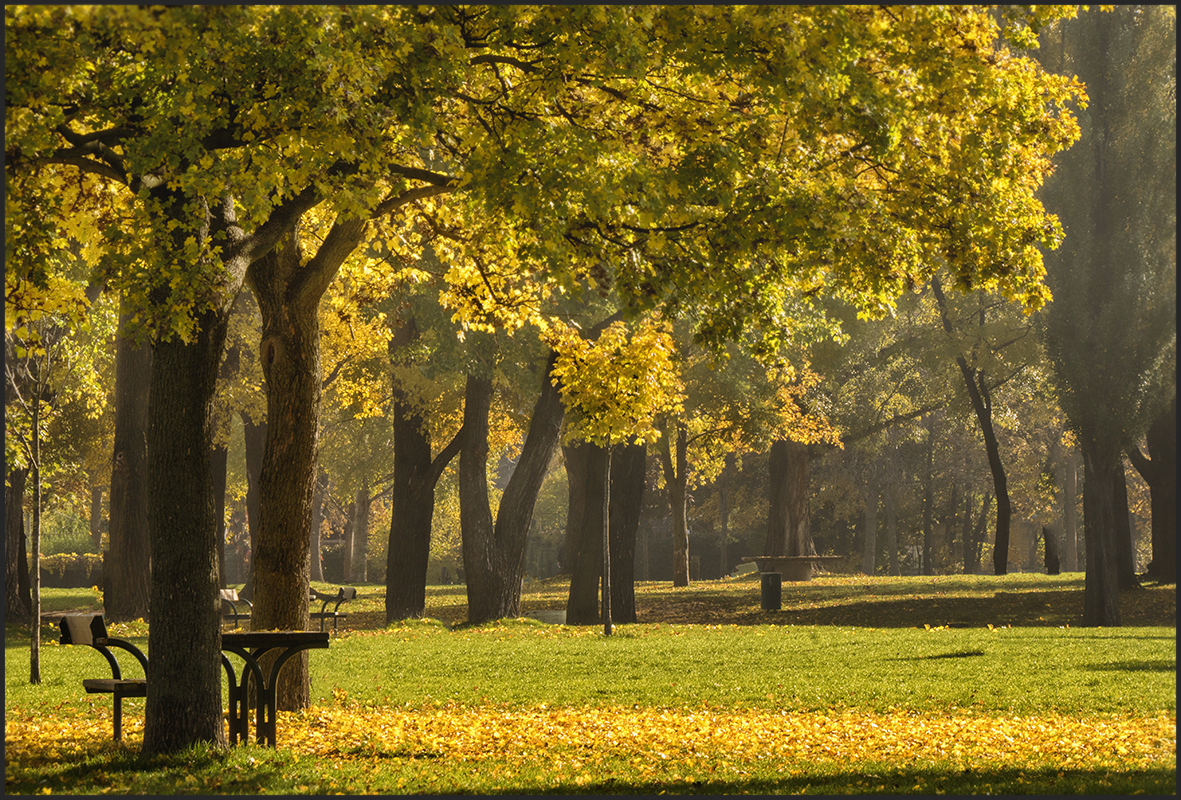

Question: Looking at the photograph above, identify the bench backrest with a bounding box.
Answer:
[339,587,357,602]
[59,614,149,678]
[219,588,240,602]
[60,613,108,646]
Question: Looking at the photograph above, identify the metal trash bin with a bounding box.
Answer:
[760,572,782,611]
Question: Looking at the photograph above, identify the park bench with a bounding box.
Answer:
[59,614,148,742]
[309,586,357,633]
[742,555,846,610]
[220,588,252,630]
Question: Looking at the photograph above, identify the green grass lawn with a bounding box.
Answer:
[5,573,1175,794]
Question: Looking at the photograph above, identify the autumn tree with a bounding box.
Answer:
[1036,5,1177,624]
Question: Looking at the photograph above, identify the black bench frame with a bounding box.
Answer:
[309,586,357,633]
[59,614,148,742]
[220,587,253,630]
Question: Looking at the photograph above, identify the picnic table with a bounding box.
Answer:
[220,630,330,747]
[60,614,329,747]
[742,555,845,610]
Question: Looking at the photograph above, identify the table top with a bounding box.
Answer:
[221,630,330,648]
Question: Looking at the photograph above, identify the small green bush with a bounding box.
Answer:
[38,553,102,588]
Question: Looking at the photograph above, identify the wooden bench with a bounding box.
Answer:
[309,587,356,633]
[220,588,252,630]
[59,614,148,742]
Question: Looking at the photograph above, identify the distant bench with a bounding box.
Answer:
[59,614,148,742]
[309,586,357,633]
[220,588,253,630]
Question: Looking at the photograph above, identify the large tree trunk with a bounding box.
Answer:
[885,480,899,576]
[1128,395,1177,583]
[658,423,691,586]
[1080,440,1122,626]
[142,312,230,754]
[764,440,814,559]
[246,216,365,711]
[466,351,565,624]
[5,467,31,622]
[105,303,152,622]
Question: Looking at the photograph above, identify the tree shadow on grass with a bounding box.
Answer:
[527,765,1177,795]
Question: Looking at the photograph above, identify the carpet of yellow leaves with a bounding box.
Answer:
[10,705,1172,776]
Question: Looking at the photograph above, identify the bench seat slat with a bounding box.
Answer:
[82,678,147,696]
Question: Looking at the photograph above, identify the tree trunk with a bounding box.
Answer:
[1043,525,1061,575]
[658,423,691,586]
[885,480,899,576]
[764,440,814,559]
[1129,395,1176,583]
[351,483,369,583]
[1061,448,1079,572]
[238,411,266,600]
[1112,460,1138,590]
[564,442,607,625]
[88,482,104,553]
[142,313,230,754]
[106,303,152,622]
[1080,440,1122,626]
[5,467,31,622]
[211,443,228,589]
[309,470,326,583]
[30,395,42,685]
[458,373,496,622]
[383,315,464,623]
[608,441,645,623]
[921,415,936,575]
[931,278,1012,575]
[862,481,878,575]
[467,351,565,623]
[718,455,732,577]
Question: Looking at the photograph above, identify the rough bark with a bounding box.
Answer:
[465,351,565,623]
[764,440,814,559]
[658,423,691,586]
[5,468,31,622]
[105,304,152,622]
[245,217,366,711]
[1043,525,1061,575]
[143,312,230,753]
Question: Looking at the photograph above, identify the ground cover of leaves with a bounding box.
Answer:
[6,703,1175,794]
